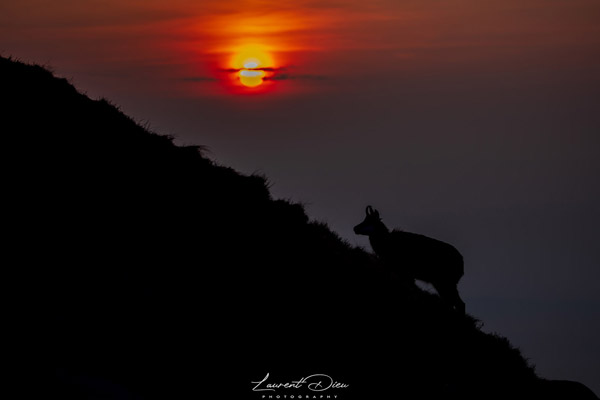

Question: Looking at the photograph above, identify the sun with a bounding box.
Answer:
[229,44,275,89]
[231,44,273,70]
[239,68,266,88]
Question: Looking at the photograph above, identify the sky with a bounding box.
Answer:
[2,0,599,391]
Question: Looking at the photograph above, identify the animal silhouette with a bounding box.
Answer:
[354,206,466,313]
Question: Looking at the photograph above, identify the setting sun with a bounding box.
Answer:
[229,44,276,89]
[239,69,266,87]
[230,44,273,70]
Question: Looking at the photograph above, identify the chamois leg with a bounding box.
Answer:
[453,286,466,314]
[433,283,466,314]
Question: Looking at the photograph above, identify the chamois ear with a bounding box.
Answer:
[373,209,380,219]
[366,205,373,216]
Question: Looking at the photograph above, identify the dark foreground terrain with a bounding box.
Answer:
[2,56,596,399]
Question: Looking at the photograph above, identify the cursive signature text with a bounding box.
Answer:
[252,373,349,392]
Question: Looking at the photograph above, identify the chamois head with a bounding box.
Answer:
[354,206,387,236]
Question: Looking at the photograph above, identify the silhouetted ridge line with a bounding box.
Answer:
[2,56,596,400]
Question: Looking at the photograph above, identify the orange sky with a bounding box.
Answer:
[2,0,598,97]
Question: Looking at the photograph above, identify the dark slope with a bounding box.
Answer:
[2,56,596,399]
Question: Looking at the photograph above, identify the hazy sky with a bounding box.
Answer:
[3,0,599,391]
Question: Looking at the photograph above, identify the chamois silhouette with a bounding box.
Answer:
[354,206,466,313]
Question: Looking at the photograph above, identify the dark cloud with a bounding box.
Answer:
[217,66,329,81]
[266,73,329,81]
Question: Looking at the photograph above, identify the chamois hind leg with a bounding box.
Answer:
[433,283,465,314]
[452,286,466,314]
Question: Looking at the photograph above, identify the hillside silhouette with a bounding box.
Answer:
[3,56,597,399]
